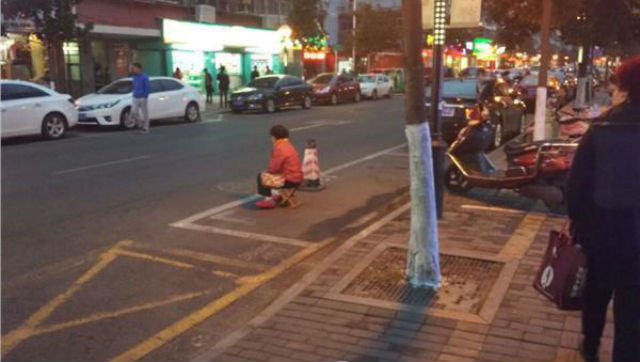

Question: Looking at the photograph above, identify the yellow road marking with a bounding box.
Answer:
[109,239,332,362]
[114,249,194,269]
[212,270,239,278]
[1,240,131,358]
[166,248,266,271]
[31,290,211,337]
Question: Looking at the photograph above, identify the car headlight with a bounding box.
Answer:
[248,93,263,101]
[97,100,121,109]
[316,86,330,94]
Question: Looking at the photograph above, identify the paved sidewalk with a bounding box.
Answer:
[195,191,614,362]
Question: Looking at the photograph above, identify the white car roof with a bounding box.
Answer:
[0,79,59,95]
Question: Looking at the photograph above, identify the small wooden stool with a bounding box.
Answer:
[279,188,301,208]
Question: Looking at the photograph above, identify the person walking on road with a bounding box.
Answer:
[130,63,150,133]
[255,125,303,209]
[217,65,230,108]
[251,66,260,80]
[567,56,640,362]
[204,68,213,104]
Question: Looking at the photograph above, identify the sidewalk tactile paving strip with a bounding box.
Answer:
[342,247,503,314]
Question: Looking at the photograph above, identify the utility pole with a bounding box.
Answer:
[533,0,552,141]
[402,0,441,289]
[352,0,357,72]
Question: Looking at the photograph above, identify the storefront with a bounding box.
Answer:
[0,20,47,82]
[162,19,286,93]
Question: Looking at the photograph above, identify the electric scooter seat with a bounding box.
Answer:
[503,139,566,157]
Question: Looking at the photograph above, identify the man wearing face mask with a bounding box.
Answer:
[566,57,640,362]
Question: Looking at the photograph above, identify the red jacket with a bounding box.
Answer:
[268,139,303,183]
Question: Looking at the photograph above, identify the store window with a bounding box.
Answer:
[63,42,81,81]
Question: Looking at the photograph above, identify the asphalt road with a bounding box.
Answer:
[2,96,412,361]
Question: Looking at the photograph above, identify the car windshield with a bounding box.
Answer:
[98,80,132,94]
[248,77,279,89]
[310,74,334,85]
[426,79,478,99]
[358,75,376,83]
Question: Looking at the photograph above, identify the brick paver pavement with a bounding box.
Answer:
[199,191,613,362]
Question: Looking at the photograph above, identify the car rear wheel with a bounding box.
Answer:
[184,102,200,122]
[330,93,338,105]
[302,94,312,109]
[372,89,378,100]
[120,107,135,129]
[354,91,361,103]
[264,98,276,113]
[493,122,503,149]
[42,113,67,139]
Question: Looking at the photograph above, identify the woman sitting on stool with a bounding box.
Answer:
[256,125,303,209]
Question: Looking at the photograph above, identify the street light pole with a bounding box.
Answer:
[352,0,357,72]
[533,0,552,141]
[402,0,441,289]
[430,0,447,218]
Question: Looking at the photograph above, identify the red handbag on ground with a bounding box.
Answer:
[533,223,587,311]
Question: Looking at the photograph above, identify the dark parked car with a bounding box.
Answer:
[426,78,527,148]
[230,75,312,113]
[514,73,566,112]
[309,73,361,105]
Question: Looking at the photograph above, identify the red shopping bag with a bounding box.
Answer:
[533,225,587,311]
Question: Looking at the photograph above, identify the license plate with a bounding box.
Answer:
[233,100,244,106]
[442,107,455,117]
[79,112,87,120]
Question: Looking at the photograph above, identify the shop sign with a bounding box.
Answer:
[473,37,492,55]
[423,0,482,29]
[163,19,284,54]
[2,18,36,33]
[303,52,326,60]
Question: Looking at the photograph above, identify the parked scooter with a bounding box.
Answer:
[505,102,602,170]
[444,104,578,212]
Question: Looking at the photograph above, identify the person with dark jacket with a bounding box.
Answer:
[566,56,640,362]
[251,66,260,80]
[216,65,230,108]
[204,68,213,104]
[255,125,303,209]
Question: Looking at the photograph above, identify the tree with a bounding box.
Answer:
[485,0,640,53]
[3,0,91,92]
[342,4,402,58]
[287,0,325,47]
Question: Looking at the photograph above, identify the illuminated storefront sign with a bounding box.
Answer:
[162,19,285,54]
[473,37,492,55]
[304,52,326,60]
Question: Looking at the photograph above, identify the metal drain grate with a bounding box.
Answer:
[341,247,503,314]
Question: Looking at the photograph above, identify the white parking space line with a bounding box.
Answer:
[201,114,224,124]
[174,223,312,247]
[171,143,407,227]
[461,204,526,214]
[54,155,152,175]
[289,123,327,132]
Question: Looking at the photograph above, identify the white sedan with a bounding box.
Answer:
[357,73,393,99]
[75,77,205,129]
[1,80,77,139]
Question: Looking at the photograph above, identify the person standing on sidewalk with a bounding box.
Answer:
[567,56,640,362]
[265,65,273,75]
[251,66,260,80]
[217,65,230,108]
[204,68,213,104]
[130,63,150,133]
[173,67,183,80]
